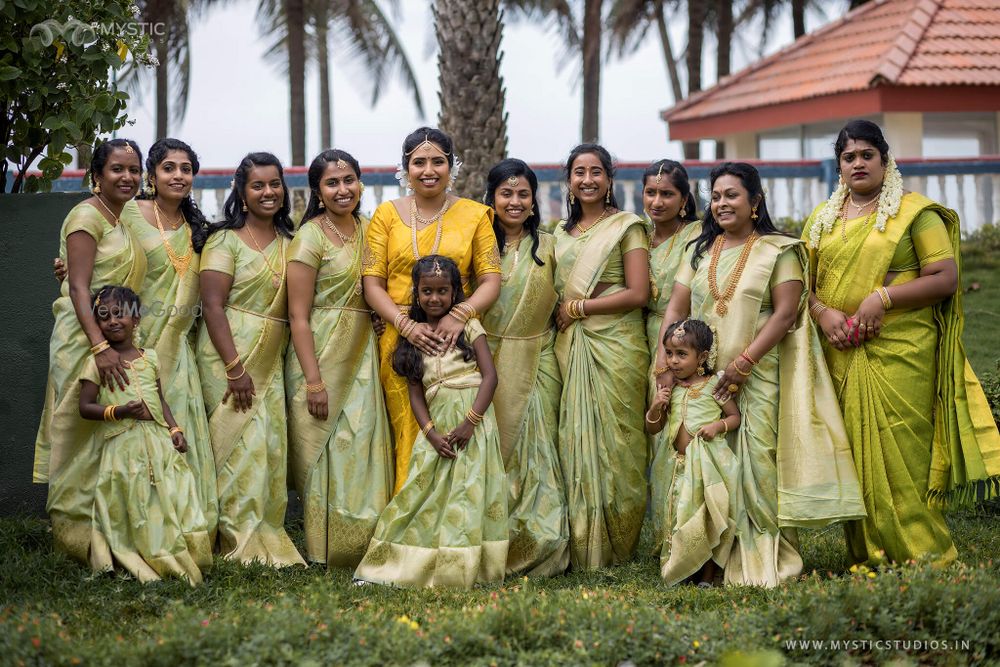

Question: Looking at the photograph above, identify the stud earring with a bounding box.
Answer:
[569,192,576,206]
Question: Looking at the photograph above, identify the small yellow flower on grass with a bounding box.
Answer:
[693,640,700,648]
[866,571,877,579]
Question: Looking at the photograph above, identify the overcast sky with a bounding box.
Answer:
[119,2,840,170]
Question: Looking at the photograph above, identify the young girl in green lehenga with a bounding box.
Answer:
[354,256,507,589]
[78,286,211,585]
[646,319,740,587]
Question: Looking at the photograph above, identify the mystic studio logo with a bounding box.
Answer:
[28,18,97,47]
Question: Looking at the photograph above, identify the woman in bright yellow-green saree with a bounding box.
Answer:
[361,128,501,495]
[286,150,393,568]
[805,120,1000,566]
[197,153,303,567]
[554,144,650,570]
[656,162,864,588]
[38,139,147,563]
[482,159,569,577]
[641,159,702,549]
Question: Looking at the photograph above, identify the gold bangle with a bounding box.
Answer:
[421,420,434,436]
[224,355,241,372]
[741,349,759,366]
[645,408,663,424]
[103,405,113,421]
[579,299,587,317]
[733,358,753,377]
[720,419,729,435]
[305,381,326,393]
[393,312,408,331]
[401,319,418,339]
[876,286,893,311]
[226,367,247,381]
[652,365,670,376]
[91,340,111,355]
[169,426,183,436]
[466,408,484,425]
[108,405,119,422]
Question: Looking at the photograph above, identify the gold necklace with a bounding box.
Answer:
[839,196,876,243]
[577,206,612,234]
[322,211,357,245]
[410,198,448,260]
[93,195,123,227]
[649,222,682,302]
[500,233,524,284]
[246,224,284,289]
[153,202,193,278]
[707,231,759,316]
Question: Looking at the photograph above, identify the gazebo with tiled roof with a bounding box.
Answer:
[662,0,1000,159]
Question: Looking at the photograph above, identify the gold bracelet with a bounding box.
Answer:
[103,405,114,421]
[652,365,670,377]
[466,408,484,425]
[401,319,418,339]
[169,426,183,436]
[741,348,759,365]
[645,408,663,424]
[720,419,729,435]
[733,358,753,377]
[91,340,111,355]
[305,381,326,393]
[224,355,241,372]
[226,367,247,381]
[393,312,408,331]
[876,286,893,311]
[421,420,434,436]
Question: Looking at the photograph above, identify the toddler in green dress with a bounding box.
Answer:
[646,319,741,587]
[355,256,508,588]
[78,286,211,585]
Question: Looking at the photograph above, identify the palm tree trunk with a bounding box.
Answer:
[655,2,684,105]
[684,0,707,160]
[155,37,169,140]
[581,0,603,143]
[434,0,508,199]
[286,0,306,166]
[316,6,332,149]
[792,0,806,37]
[715,0,733,159]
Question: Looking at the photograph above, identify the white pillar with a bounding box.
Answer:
[722,132,758,160]
[882,112,923,158]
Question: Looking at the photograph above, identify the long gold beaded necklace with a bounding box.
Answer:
[839,192,878,242]
[153,202,193,277]
[707,231,759,316]
[500,232,524,284]
[322,212,363,295]
[410,197,450,260]
[246,224,284,289]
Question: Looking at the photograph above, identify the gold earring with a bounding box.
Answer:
[606,188,611,204]
[92,182,101,194]
[360,183,365,194]
[317,192,324,210]
[569,192,576,206]
[751,206,759,221]
[242,201,248,213]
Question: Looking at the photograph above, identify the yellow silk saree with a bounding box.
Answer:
[129,217,217,540]
[483,232,569,577]
[196,230,303,567]
[362,198,500,493]
[285,221,394,568]
[806,192,1000,565]
[554,212,650,570]
[677,234,864,587]
[40,201,146,562]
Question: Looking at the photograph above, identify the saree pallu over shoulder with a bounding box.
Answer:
[35,202,147,486]
[554,213,650,569]
[720,234,865,527]
[808,192,1000,509]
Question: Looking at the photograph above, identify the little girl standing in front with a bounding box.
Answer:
[78,286,211,585]
[646,319,740,587]
[354,255,508,589]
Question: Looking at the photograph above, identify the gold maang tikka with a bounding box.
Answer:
[123,144,134,154]
[335,158,349,170]
[672,318,688,341]
[654,162,664,185]
[432,259,443,277]
[507,175,519,187]
[405,132,450,157]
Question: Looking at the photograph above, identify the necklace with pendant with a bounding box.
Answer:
[246,224,284,289]
[153,202,193,277]
[500,233,524,284]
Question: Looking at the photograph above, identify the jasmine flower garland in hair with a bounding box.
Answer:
[808,153,903,248]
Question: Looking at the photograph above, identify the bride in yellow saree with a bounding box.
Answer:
[805,120,1000,566]
[656,162,864,587]
[554,145,651,570]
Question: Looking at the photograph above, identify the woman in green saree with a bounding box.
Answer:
[553,144,650,570]
[655,162,864,587]
[805,120,1000,566]
[286,149,394,568]
[197,153,304,566]
[482,159,569,577]
[642,159,702,548]
[37,138,147,562]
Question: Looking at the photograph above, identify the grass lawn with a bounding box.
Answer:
[961,247,1000,377]
[2,508,998,666]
